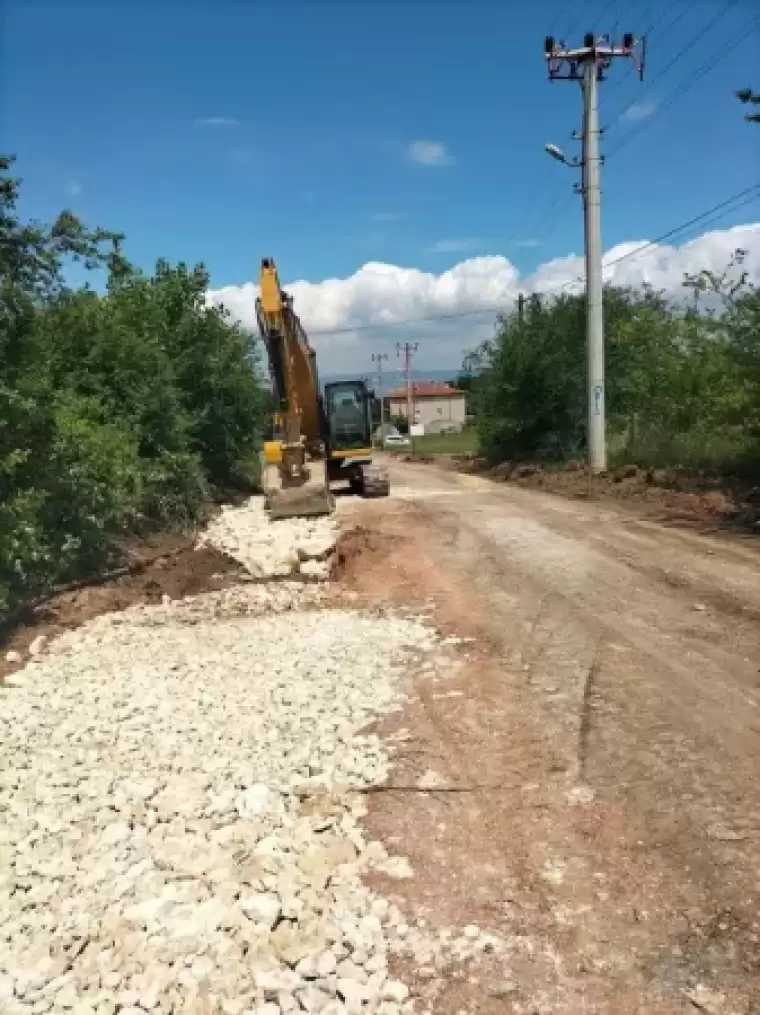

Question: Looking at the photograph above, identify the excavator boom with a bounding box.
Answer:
[256,259,333,518]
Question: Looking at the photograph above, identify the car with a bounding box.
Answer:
[383,433,412,450]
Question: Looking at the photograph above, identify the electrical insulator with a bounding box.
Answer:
[545,36,554,54]
[584,33,595,48]
[623,32,634,50]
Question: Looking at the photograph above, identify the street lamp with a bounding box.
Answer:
[545,143,579,167]
[545,143,566,163]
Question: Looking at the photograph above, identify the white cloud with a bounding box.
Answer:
[425,238,482,254]
[407,140,452,166]
[208,222,760,374]
[194,117,240,127]
[621,100,658,123]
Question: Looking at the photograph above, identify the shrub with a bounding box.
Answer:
[0,155,267,613]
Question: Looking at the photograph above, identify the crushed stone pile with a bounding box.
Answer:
[2,496,507,1014]
[198,499,338,581]
[1,587,502,1014]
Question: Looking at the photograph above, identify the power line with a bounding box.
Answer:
[522,194,760,300]
[603,0,737,131]
[306,185,760,337]
[530,185,574,244]
[541,184,760,297]
[643,0,687,38]
[606,22,752,157]
[600,0,691,109]
[608,0,632,39]
[561,0,596,43]
[535,3,739,270]
[549,0,575,38]
[520,2,645,258]
[595,183,760,273]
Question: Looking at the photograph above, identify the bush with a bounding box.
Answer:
[0,392,140,610]
[389,414,410,434]
[467,265,759,474]
[0,155,267,613]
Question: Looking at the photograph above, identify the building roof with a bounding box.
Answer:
[386,382,463,399]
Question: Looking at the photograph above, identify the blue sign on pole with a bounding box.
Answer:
[593,384,603,416]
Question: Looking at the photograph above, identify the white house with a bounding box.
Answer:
[386,382,467,432]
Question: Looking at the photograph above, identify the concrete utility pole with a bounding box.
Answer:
[371,352,388,427]
[545,32,645,473]
[396,342,418,427]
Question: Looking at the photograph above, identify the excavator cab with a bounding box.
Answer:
[323,380,389,497]
[323,381,373,453]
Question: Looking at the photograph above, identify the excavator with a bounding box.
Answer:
[256,257,390,519]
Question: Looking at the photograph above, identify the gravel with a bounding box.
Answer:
[0,498,504,1014]
[198,499,338,580]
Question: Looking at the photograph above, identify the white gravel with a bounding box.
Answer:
[0,499,503,1014]
[198,499,338,580]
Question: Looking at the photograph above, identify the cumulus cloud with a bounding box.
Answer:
[407,140,452,166]
[194,117,240,127]
[208,223,760,374]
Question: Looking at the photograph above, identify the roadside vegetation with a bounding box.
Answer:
[407,430,479,456]
[464,253,760,476]
[0,156,268,614]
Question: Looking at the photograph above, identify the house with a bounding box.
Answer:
[385,382,467,433]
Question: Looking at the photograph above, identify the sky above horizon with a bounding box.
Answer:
[2,0,759,373]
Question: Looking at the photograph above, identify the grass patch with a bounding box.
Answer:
[410,430,479,455]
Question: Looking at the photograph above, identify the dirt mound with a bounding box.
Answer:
[1,536,244,685]
[330,525,396,584]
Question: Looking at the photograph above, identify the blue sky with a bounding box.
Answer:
[3,0,758,286]
[2,1,759,372]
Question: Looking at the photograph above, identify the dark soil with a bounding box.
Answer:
[330,525,399,584]
[0,531,245,686]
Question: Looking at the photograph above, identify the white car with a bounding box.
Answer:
[383,433,412,450]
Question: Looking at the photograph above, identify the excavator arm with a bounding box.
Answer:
[256,258,333,517]
[257,259,323,453]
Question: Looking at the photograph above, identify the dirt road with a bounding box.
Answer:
[338,457,760,1014]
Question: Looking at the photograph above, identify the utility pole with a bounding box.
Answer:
[371,352,388,427]
[396,342,418,429]
[545,32,645,473]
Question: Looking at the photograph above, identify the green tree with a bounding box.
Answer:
[736,88,760,123]
[467,257,758,472]
[1,155,267,612]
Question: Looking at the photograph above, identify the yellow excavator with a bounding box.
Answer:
[257,257,390,519]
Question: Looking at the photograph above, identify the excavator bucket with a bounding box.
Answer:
[263,460,335,519]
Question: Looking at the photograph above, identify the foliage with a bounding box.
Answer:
[389,413,410,434]
[1,155,267,613]
[466,253,759,473]
[736,87,760,123]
